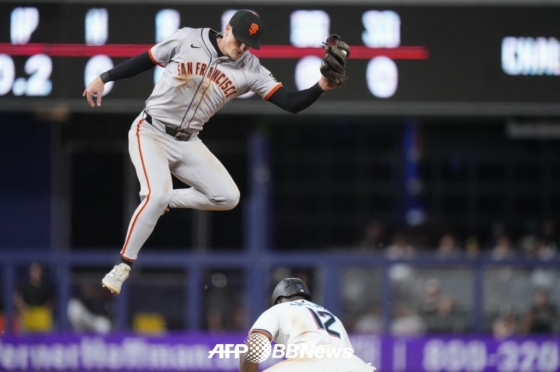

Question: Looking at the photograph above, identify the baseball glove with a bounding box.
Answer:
[320,34,350,88]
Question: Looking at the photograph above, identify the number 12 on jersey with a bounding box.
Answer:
[308,308,341,338]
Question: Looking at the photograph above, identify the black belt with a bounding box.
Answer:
[144,113,193,141]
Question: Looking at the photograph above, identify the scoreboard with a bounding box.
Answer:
[1,3,560,116]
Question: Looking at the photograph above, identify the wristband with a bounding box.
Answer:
[100,71,111,83]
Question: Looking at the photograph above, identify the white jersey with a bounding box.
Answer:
[250,300,353,350]
[146,27,281,133]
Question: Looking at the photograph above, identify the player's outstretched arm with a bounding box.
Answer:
[82,51,156,108]
[318,76,337,91]
[266,72,339,114]
[83,76,105,107]
[266,83,327,114]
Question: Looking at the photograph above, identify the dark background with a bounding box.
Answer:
[1,4,560,104]
[1,2,559,337]
[2,3,560,251]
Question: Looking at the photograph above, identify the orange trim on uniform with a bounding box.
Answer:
[120,255,134,263]
[121,118,151,257]
[148,49,164,68]
[263,83,283,101]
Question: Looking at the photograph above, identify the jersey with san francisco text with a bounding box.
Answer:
[146,27,281,132]
[250,300,353,350]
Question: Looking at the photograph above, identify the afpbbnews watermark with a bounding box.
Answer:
[207,333,354,363]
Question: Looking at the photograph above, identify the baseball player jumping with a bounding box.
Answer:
[241,278,375,372]
[83,10,349,295]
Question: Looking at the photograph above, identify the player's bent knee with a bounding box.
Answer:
[209,190,240,210]
[148,192,172,211]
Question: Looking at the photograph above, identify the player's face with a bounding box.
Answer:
[221,25,250,60]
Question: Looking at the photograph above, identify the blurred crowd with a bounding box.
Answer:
[7,262,113,334]
[353,218,558,261]
[343,218,560,337]
[3,216,559,337]
[349,279,558,338]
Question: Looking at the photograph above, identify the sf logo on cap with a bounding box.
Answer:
[249,23,259,35]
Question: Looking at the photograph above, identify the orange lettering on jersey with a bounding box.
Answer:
[249,23,259,35]
[200,63,207,76]
[222,77,237,96]
[215,72,226,85]
[195,62,201,75]
[221,75,229,87]
[221,80,232,91]
[210,69,220,82]
[177,62,193,79]
[205,66,238,97]
[224,86,237,98]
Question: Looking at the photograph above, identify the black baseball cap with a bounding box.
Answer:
[229,10,265,50]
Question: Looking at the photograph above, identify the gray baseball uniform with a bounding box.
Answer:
[92,10,330,295]
[122,27,281,260]
[146,27,280,131]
